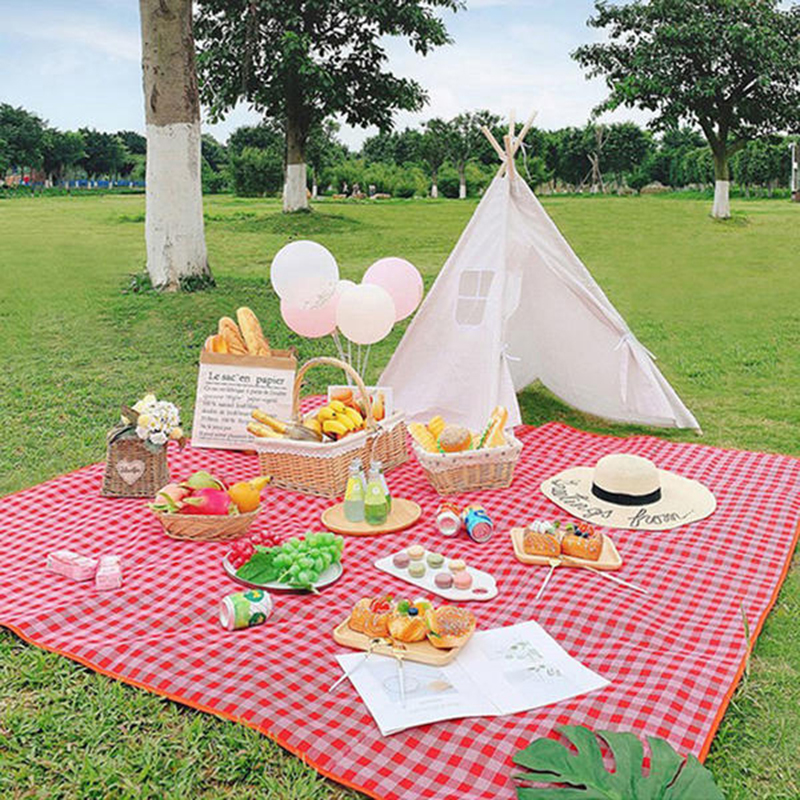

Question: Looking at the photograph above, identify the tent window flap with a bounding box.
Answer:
[456,269,494,325]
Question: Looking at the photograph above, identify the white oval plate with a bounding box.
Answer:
[222,556,343,593]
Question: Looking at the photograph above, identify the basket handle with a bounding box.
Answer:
[291,356,376,431]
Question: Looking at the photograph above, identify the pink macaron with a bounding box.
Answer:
[453,571,472,590]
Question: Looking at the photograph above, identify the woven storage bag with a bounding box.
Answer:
[101,432,170,498]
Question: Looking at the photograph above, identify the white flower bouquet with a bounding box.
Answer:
[118,393,185,451]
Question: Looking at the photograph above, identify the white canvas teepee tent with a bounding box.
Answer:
[381,112,699,431]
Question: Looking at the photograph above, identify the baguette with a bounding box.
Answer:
[205,333,229,354]
[218,316,248,355]
[236,307,270,356]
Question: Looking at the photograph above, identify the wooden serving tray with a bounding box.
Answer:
[333,618,465,665]
[510,527,623,571]
[322,498,422,536]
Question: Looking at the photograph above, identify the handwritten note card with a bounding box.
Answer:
[191,351,296,451]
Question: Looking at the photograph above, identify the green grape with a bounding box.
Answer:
[297,570,311,585]
[313,557,324,572]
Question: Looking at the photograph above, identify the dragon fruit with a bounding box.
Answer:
[180,487,237,516]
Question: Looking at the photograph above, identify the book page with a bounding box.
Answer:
[460,621,610,715]
[335,651,494,736]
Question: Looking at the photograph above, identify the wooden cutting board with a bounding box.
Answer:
[510,527,623,571]
[321,498,422,536]
[333,618,464,665]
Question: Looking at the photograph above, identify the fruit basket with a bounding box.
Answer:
[155,508,261,542]
[253,357,407,498]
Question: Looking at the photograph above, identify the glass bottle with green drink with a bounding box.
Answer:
[364,464,388,526]
[372,459,392,514]
[343,458,365,523]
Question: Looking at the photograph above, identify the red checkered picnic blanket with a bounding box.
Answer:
[1,422,798,800]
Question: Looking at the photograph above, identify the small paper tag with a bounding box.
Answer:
[116,459,145,485]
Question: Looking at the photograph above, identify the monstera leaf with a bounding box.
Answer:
[513,726,724,800]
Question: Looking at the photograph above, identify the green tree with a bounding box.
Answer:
[446,111,500,198]
[42,129,86,184]
[419,118,449,198]
[0,104,46,172]
[227,123,283,157]
[573,0,800,218]
[201,134,227,172]
[117,130,147,156]
[306,119,347,196]
[362,131,398,164]
[603,122,653,187]
[230,146,284,196]
[195,0,460,212]
[78,129,127,179]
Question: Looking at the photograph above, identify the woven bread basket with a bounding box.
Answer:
[412,429,523,495]
[254,357,407,498]
[155,508,260,542]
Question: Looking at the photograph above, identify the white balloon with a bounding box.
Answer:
[270,240,339,310]
[335,283,396,345]
[337,279,357,293]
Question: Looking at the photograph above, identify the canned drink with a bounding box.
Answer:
[219,589,274,631]
[436,502,462,536]
[462,504,494,543]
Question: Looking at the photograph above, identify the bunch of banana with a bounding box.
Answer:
[313,400,366,441]
[248,410,322,442]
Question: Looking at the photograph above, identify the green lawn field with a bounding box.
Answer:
[0,193,798,799]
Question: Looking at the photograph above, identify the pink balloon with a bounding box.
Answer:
[281,293,338,338]
[362,257,423,321]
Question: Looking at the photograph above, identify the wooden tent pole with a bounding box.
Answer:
[510,110,538,159]
[481,125,507,163]
[504,134,516,179]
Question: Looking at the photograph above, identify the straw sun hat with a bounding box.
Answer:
[540,453,716,531]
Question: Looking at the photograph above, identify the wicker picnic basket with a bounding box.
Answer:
[101,431,170,498]
[154,508,260,542]
[254,357,408,498]
[412,429,523,495]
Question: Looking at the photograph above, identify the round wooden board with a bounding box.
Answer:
[322,498,422,536]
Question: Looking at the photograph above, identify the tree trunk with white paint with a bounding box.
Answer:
[139,0,210,290]
[284,111,309,213]
[430,170,438,199]
[458,164,467,199]
[712,151,731,219]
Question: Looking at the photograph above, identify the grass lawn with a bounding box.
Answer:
[0,192,798,798]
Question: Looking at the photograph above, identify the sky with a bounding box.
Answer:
[0,0,656,149]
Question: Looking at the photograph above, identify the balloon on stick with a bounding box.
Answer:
[336,283,396,345]
[280,294,338,338]
[270,240,339,309]
[362,257,423,321]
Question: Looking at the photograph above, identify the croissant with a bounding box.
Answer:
[349,597,392,638]
[523,529,561,558]
[425,606,475,649]
[388,602,428,643]
[561,523,603,561]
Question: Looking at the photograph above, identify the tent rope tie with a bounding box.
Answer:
[614,331,657,361]
[501,343,522,363]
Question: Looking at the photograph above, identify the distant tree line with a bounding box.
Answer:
[2,101,795,199]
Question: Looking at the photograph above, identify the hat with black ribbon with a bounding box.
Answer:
[540,453,716,531]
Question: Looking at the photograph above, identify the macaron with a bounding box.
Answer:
[407,545,425,561]
[448,558,467,573]
[426,552,444,568]
[393,552,411,569]
[453,571,473,590]
[409,561,426,578]
[434,572,454,589]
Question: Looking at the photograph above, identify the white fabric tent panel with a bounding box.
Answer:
[381,172,699,431]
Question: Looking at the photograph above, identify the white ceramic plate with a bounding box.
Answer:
[374,549,498,602]
[222,557,343,593]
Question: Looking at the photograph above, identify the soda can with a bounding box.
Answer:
[462,504,494,543]
[436,502,462,536]
[219,589,274,631]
